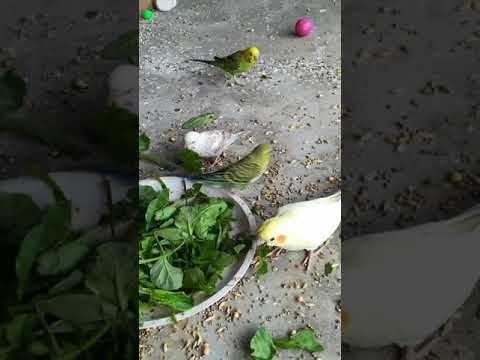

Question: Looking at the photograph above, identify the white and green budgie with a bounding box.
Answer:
[257,191,341,270]
[342,205,480,359]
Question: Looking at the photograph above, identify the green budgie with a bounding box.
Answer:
[191,47,260,78]
[188,144,271,189]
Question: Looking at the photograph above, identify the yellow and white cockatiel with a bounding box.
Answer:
[257,191,341,270]
[342,204,480,360]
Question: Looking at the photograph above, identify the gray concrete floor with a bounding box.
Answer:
[139,0,341,359]
[342,0,480,359]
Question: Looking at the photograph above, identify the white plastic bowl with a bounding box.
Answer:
[139,177,257,329]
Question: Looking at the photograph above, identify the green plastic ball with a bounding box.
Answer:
[142,9,153,20]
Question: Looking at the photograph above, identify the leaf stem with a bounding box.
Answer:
[35,302,61,355]
[139,241,185,264]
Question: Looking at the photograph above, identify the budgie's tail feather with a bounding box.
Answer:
[190,59,215,65]
[184,173,229,188]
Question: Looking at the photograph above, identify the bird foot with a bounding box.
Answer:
[268,247,284,257]
[210,154,224,169]
[302,245,327,272]
[227,76,245,86]
[399,318,454,360]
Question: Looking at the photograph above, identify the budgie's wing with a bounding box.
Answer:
[223,158,263,187]
[213,51,243,75]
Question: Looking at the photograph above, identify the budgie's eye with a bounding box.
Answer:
[249,52,253,56]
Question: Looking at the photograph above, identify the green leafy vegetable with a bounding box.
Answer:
[250,328,324,359]
[181,112,217,129]
[0,70,26,114]
[0,192,42,244]
[48,270,84,296]
[324,262,334,276]
[0,75,138,360]
[36,241,90,276]
[139,182,251,323]
[37,294,107,325]
[175,148,202,175]
[255,244,271,278]
[250,327,276,360]
[274,329,324,353]
[149,289,193,312]
[139,132,150,153]
[150,257,184,290]
[15,202,70,299]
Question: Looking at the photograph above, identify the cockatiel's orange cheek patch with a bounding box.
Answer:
[275,235,287,245]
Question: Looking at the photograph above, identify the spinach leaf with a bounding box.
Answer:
[150,257,183,290]
[256,259,268,278]
[181,183,206,200]
[273,329,324,353]
[175,149,202,175]
[324,262,334,276]
[149,289,193,312]
[154,205,177,222]
[5,314,33,347]
[194,201,228,239]
[16,203,70,299]
[182,267,205,291]
[139,133,150,153]
[154,228,184,242]
[37,294,107,324]
[37,241,90,276]
[0,70,26,114]
[48,270,84,296]
[181,112,216,129]
[174,206,198,237]
[139,185,157,205]
[145,189,170,230]
[250,327,276,360]
[0,192,42,244]
[85,243,136,312]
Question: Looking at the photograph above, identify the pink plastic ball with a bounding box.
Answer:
[295,17,314,37]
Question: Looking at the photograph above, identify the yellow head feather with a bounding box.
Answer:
[257,217,286,247]
[242,47,260,65]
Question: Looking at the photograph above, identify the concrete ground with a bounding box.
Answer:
[342,0,480,359]
[139,0,341,359]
